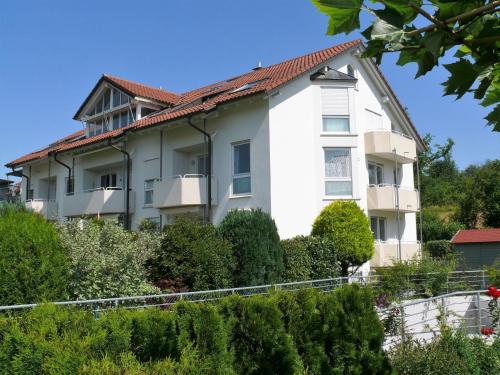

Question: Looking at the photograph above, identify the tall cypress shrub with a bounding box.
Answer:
[0,208,68,305]
[218,209,283,286]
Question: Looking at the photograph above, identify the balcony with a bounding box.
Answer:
[365,130,416,163]
[367,184,419,213]
[63,188,135,217]
[25,199,58,220]
[370,242,420,267]
[153,175,217,209]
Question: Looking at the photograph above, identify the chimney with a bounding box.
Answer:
[252,61,262,71]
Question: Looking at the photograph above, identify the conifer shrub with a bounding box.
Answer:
[312,201,374,276]
[218,208,284,286]
[0,207,69,305]
[151,215,235,291]
[426,240,452,258]
[281,236,340,282]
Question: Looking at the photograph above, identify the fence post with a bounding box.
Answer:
[400,305,406,344]
[476,292,481,334]
[446,274,449,294]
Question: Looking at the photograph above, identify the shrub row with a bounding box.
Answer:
[0,285,391,375]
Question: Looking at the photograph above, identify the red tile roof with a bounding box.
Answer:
[73,75,180,119]
[6,40,421,168]
[451,229,500,244]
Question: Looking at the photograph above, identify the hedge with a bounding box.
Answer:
[0,286,391,374]
[0,207,69,305]
[219,209,283,286]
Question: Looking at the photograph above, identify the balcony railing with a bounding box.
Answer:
[25,199,58,220]
[364,130,416,163]
[153,174,217,209]
[370,241,420,267]
[367,184,419,213]
[63,187,134,217]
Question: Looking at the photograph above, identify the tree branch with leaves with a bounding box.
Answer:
[312,0,500,130]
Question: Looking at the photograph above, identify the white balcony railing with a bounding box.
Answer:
[370,241,421,267]
[63,187,135,217]
[25,199,58,220]
[367,184,419,213]
[153,175,217,209]
[365,130,416,163]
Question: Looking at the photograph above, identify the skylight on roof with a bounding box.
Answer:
[230,79,266,94]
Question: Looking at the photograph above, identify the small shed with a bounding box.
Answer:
[451,229,500,269]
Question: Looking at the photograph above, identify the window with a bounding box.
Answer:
[112,114,120,130]
[65,176,74,195]
[112,89,121,107]
[321,87,350,133]
[368,163,384,185]
[322,116,350,132]
[100,174,117,189]
[370,217,387,241]
[324,148,352,196]
[144,179,154,205]
[197,154,208,175]
[232,142,251,195]
[347,64,355,77]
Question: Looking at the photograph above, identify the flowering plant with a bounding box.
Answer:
[483,285,499,337]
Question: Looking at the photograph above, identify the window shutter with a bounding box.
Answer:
[321,88,349,115]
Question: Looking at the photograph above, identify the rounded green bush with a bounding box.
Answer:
[218,208,283,286]
[311,201,374,275]
[426,240,452,258]
[0,208,69,305]
[151,216,235,291]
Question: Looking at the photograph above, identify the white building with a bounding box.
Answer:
[6,40,425,268]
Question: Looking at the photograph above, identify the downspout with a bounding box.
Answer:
[393,149,402,262]
[159,129,163,229]
[109,142,131,230]
[51,152,72,194]
[9,168,30,201]
[188,116,212,223]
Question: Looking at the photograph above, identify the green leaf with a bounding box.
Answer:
[374,7,405,28]
[475,76,493,100]
[396,48,421,66]
[481,81,500,106]
[454,45,471,58]
[432,0,483,22]
[484,104,500,131]
[381,0,422,22]
[312,0,363,35]
[371,18,407,50]
[416,51,437,77]
[422,30,447,60]
[442,59,479,98]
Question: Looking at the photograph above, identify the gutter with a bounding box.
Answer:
[50,151,73,194]
[188,115,212,223]
[8,168,30,201]
[109,141,131,230]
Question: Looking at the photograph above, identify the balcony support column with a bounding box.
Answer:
[110,143,131,230]
[188,116,212,223]
[8,168,30,201]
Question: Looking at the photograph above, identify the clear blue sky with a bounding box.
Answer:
[1,0,498,179]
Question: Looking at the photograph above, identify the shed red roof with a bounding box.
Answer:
[6,40,421,168]
[451,229,500,244]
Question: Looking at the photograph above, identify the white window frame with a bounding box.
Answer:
[144,179,154,206]
[323,147,352,198]
[370,216,387,242]
[368,162,384,185]
[231,140,251,197]
[322,115,350,134]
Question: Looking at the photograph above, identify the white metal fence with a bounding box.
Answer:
[379,290,495,348]
[0,270,493,315]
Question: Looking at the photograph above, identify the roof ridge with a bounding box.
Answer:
[104,74,179,95]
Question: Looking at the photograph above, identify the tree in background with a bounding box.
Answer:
[0,206,69,305]
[218,209,284,286]
[456,159,500,227]
[312,201,374,276]
[312,1,500,130]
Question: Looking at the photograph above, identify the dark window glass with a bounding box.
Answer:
[112,114,120,130]
[112,89,120,107]
[103,89,111,110]
[233,143,250,174]
[120,111,128,127]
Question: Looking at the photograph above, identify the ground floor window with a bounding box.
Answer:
[370,216,387,241]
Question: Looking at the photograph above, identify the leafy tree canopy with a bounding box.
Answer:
[312,0,500,130]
